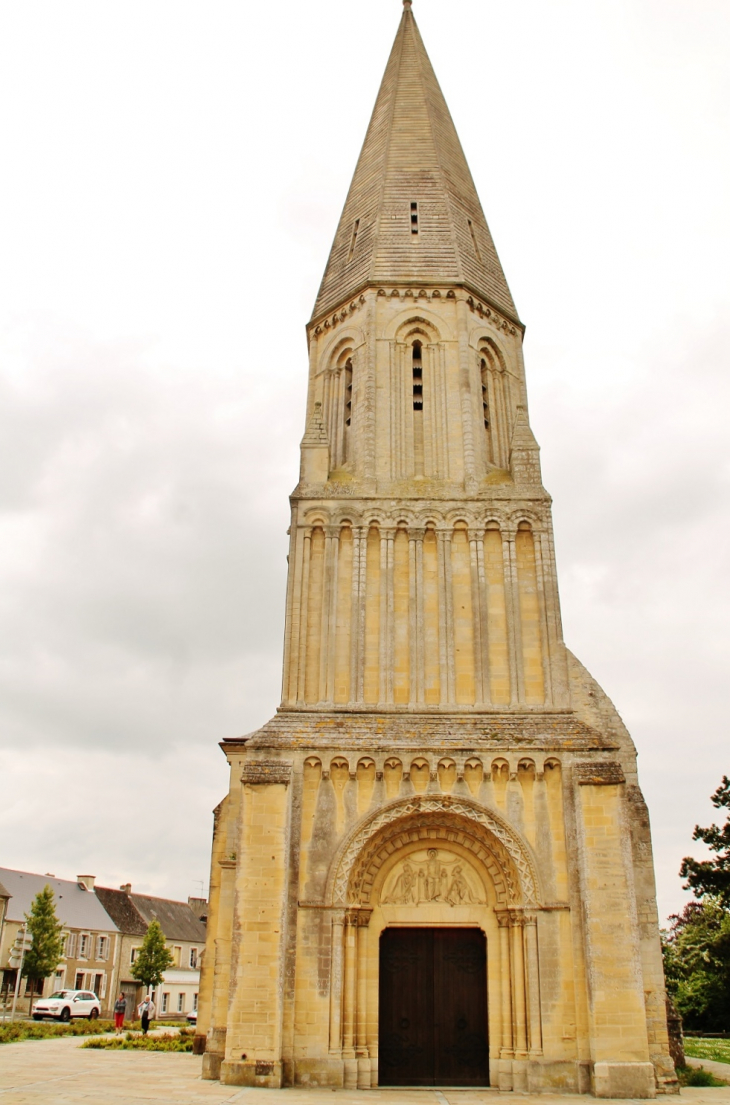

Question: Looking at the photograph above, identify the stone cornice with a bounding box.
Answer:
[225,710,617,753]
[307,283,524,339]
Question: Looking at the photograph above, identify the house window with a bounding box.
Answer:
[410,201,419,235]
[161,992,169,1013]
[177,993,185,1013]
[79,934,89,959]
[54,969,65,990]
[193,992,198,1011]
[93,973,104,998]
[75,972,84,989]
[65,932,77,958]
[130,947,139,965]
[172,946,182,967]
[96,935,108,961]
[189,948,198,969]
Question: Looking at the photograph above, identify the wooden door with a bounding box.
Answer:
[379,927,488,1086]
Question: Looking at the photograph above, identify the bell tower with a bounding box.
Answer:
[197,3,677,1097]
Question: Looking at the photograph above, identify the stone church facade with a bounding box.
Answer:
[196,3,676,1096]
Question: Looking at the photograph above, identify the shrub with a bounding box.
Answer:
[0,1020,114,1044]
[81,1031,193,1052]
[677,1065,728,1087]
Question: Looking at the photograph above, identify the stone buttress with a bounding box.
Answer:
[195,4,677,1097]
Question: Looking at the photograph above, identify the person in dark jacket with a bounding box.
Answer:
[113,993,127,1033]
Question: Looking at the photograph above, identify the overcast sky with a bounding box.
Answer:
[0,0,727,923]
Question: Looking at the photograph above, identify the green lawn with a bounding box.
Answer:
[684,1038,730,1065]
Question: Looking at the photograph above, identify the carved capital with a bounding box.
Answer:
[241,760,292,786]
[496,910,511,929]
[409,528,426,542]
[574,761,625,786]
[356,909,373,928]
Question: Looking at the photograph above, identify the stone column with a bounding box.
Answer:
[503,530,522,705]
[321,525,340,704]
[469,527,488,704]
[437,529,455,704]
[380,528,395,705]
[350,527,367,704]
[409,528,425,705]
[532,525,554,706]
[497,911,514,1058]
[296,528,312,704]
[356,911,372,1088]
[329,911,346,1053]
[524,913,543,1056]
[342,911,358,1088]
[511,913,528,1057]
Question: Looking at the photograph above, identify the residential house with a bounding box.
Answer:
[0,869,120,1016]
[95,884,206,1019]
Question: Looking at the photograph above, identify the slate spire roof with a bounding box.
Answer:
[312,3,518,324]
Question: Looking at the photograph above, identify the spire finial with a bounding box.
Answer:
[403,0,412,9]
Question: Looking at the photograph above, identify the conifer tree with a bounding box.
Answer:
[23,885,65,1011]
[130,918,173,995]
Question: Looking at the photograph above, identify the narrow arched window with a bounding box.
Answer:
[412,341,424,475]
[480,355,493,464]
[412,342,423,410]
[343,358,353,461]
[480,358,489,428]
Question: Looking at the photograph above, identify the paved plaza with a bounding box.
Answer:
[0,1036,728,1105]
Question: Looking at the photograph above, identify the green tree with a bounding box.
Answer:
[680,775,730,905]
[662,898,730,1031]
[22,885,65,1011]
[130,919,173,996]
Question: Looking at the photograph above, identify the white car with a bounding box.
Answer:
[32,989,101,1022]
[186,1008,197,1025]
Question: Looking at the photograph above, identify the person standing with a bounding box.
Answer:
[137,994,155,1035]
[113,993,127,1033]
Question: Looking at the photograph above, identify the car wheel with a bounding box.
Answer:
[89,1009,99,1020]
[60,1007,71,1022]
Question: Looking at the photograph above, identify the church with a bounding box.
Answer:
[195,2,676,1096]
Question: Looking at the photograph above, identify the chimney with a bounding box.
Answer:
[188,896,208,921]
[119,883,132,894]
[77,875,96,891]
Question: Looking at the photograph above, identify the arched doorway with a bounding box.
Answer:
[325,795,543,1089]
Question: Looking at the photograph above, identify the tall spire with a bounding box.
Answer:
[312,4,518,323]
